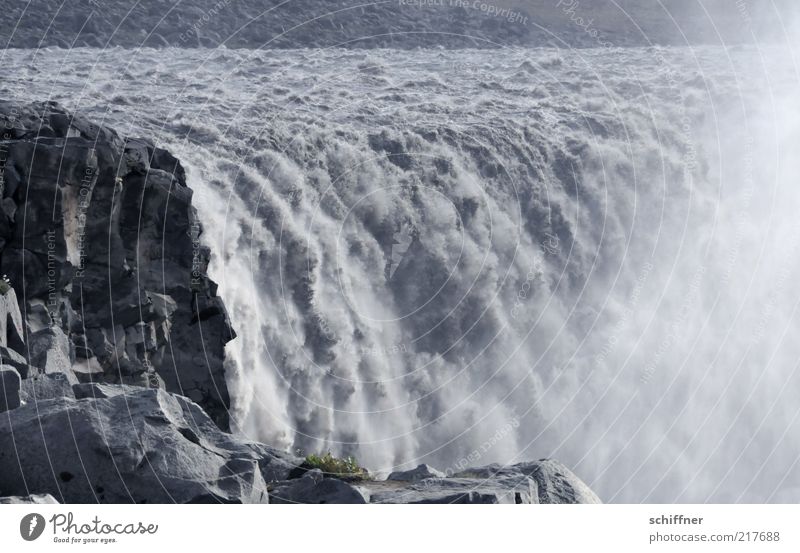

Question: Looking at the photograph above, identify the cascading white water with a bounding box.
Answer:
[3,44,799,502]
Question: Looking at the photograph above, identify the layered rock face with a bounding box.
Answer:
[0,102,600,504]
[0,101,233,428]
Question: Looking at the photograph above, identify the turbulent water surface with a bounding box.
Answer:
[3,46,799,502]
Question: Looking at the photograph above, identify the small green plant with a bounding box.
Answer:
[304,452,371,481]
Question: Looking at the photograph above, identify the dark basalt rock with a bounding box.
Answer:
[0,101,234,429]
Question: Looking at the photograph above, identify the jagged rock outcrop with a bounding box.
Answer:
[0,101,234,428]
[0,383,301,503]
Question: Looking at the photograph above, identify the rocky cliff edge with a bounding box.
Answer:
[0,102,600,504]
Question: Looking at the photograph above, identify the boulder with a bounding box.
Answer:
[453,460,601,504]
[26,327,76,383]
[269,471,369,504]
[387,463,445,482]
[0,365,21,412]
[0,494,59,504]
[0,384,300,503]
[525,460,601,504]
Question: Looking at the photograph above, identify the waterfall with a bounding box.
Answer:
[5,45,798,501]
